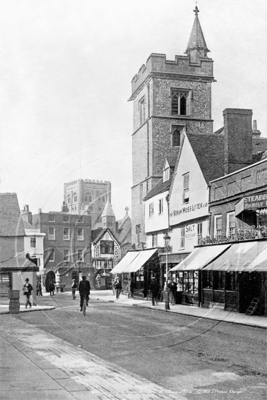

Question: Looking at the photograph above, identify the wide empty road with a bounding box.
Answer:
[14,293,267,399]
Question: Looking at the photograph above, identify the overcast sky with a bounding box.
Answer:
[0,0,266,219]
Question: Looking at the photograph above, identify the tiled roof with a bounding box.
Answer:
[166,155,177,168]
[0,193,25,236]
[143,177,172,201]
[0,257,38,271]
[92,228,119,245]
[187,134,225,183]
[22,219,34,230]
[252,137,267,155]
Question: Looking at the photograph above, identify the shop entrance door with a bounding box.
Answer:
[239,272,261,313]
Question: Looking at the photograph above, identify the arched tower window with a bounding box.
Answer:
[171,94,178,114]
[172,129,180,147]
[180,95,187,115]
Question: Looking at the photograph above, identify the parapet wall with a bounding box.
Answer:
[64,179,111,187]
[130,53,214,99]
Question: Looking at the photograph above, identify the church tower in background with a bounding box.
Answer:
[129,7,215,247]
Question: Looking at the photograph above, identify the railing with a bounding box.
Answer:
[199,226,267,245]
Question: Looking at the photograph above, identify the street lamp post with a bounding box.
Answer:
[163,232,170,311]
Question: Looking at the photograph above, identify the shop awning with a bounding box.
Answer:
[169,244,231,272]
[245,244,267,272]
[110,251,140,274]
[203,240,267,272]
[123,248,158,273]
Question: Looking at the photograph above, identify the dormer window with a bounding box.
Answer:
[171,89,191,116]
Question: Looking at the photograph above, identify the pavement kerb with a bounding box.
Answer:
[131,302,267,329]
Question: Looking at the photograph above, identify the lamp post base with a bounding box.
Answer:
[163,289,170,311]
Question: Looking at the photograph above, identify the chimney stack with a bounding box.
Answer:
[223,109,253,175]
[252,120,261,137]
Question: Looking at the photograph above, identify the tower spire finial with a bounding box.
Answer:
[194,3,199,16]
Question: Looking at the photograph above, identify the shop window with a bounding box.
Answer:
[213,271,224,290]
[225,272,236,291]
[180,226,185,249]
[183,173,189,203]
[100,240,114,254]
[214,215,222,238]
[48,227,55,240]
[158,199,163,215]
[30,238,36,248]
[203,270,212,288]
[227,212,235,239]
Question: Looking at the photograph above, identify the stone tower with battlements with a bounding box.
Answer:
[129,7,215,246]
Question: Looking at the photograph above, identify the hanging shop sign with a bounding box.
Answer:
[236,193,267,215]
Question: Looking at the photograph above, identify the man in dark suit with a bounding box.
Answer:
[78,276,90,311]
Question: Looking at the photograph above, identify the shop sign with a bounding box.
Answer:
[170,202,208,217]
[244,193,267,210]
[185,224,197,240]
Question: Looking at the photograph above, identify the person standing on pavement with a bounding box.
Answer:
[168,277,177,305]
[36,280,42,296]
[78,276,90,311]
[49,280,55,296]
[150,277,159,306]
[114,277,122,299]
[71,278,77,300]
[23,278,33,308]
[130,279,135,299]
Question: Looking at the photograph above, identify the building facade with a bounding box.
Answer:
[32,209,92,291]
[130,6,214,247]
[64,179,111,227]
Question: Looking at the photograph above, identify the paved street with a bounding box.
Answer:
[1,290,266,399]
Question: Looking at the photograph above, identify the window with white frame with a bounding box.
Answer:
[78,216,84,223]
[171,89,191,116]
[30,237,36,248]
[151,233,158,248]
[63,249,69,261]
[48,214,55,222]
[214,215,222,238]
[77,228,84,240]
[163,167,170,182]
[49,249,54,262]
[77,249,83,261]
[197,223,202,245]
[227,212,235,239]
[139,96,146,126]
[180,226,185,249]
[63,215,70,222]
[63,227,70,240]
[149,202,154,218]
[48,227,55,240]
[183,173,189,203]
[158,199,163,215]
[73,192,77,202]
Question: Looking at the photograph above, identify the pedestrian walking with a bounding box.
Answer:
[150,277,159,306]
[168,277,177,305]
[78,276,90,311]
[130,279,135,299]
[23,278,33,308]
[114,277,122,299]
[49,280,55,296]
[71,278,77,300]
[36,280,42,296]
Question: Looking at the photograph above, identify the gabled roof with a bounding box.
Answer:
[92,228,119,246]
[0,193,25,237]
[143,177,172,202]
[0,257,38,271]
[187,134,225,183]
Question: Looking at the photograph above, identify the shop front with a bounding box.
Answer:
[235,193,267,237]
[111,249,160,298]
